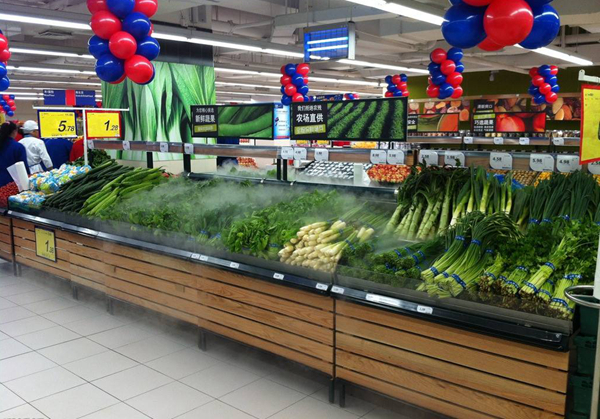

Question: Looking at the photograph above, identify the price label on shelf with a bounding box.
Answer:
[273,273,284,280]
[366,293,401,308]
[199,255,209,262]
[519,137,530,146]
[191,253,200,260]
[556,155,581,173]
[184,143,194,155]
[420,150,439,167]
[331,286,345,295]
[444,151,465,167]
[35,228,56,262]
[552,137,565,146]
[370,150,387,164]
[387,150,405,165]
[417,305,433,315]
[229,262,240,269]
[38,110,77,138]
[122,141,130,151]
[87,140,94,150]
[530,154,555,172]
[316,283,328,291]
[314,149,329,161]
[463,136,474,145]
[281,147,294,160]
[589,161,600,175]
[489,152,513,170]
[159,142,169,153]
[493,137,504,145]
[86,111,121,139]
[293,147,307,161]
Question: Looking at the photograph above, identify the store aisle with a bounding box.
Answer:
[0,265,411,419]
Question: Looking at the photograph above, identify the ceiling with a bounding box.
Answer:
[0,0,598,103]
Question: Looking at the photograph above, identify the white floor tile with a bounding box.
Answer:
[0,283,38,297]
[0,316,56,337]
[38,338,107,365]
[175,400,254,419]
[22,297,80,315]
[0,384,25,413]
[362,407,412,419]
[0,306,36,325]
[180,362,260,398]
[114,335,186,363]
[312,388,375,417]
[64,350,138,381]
[146,348,220,380]
[16,325,80,350]
[64,314,125,336]
[266,367,328,395]
[4,289,56,305]
[4,366,85,402]
[0,331,9,341]
[32,384,119,419]
[127,382,213,419]
[93,365,172,401]
[81,403,150,419]
[0,352,56,383]
[0,278,21,288]
[221,378,305,419]
[270,397,359,419]
[0,297,16,310]
[0,338,31,360]
[42,305,99,325]
[88,324,156,349]
[159,327,198,347]
[0,403,48,418]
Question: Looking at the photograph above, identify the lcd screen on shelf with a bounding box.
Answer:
[408,113,459,133]
[291,97,407,141]
[472,112,546,134]
[191,103,274,139]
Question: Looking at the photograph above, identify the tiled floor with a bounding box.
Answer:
[0,263,419,419]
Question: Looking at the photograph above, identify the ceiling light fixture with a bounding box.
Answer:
[10,47,94,59]
[11,79,102,86]
[343,0,444,26]
[7,66,96,75]
[0,13,90,30]
[514,45,594,66]
[338,59,429,74]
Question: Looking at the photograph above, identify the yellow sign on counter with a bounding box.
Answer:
[38,111,77,139]
[580,85,600,164]
[86,111,122,139]
[35,228,56,262]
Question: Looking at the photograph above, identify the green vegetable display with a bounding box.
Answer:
[74,149,113,168]
[217,105,273,139]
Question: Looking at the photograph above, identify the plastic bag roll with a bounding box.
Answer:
[7,162,30,192]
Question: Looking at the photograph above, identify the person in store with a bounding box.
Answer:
[70,137,84,162]
[20,120,53,174]
[44,136,73,168]
[0,121,29,188]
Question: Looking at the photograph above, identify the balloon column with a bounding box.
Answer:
[280,63,310,105]
[442,0,560,51]
[344,93,360,100]
[88,0,160,85]
[0,95,15,117]
[384,74,409,98]
[0,29,12,94]
[426,48,465,100]
[528,65,559,105]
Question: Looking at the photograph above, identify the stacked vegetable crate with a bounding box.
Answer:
[570,307,600,417]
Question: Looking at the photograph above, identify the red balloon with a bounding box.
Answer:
[385,91,394,98]
[292,93,305,103]
[110,73,127,85]
[90,11,122,40]
[451,86,464,99]
[0,35,8,52]
[391,75,401,85]
[428,76,434,86]
[280,75,291,86]
[87,0,108,14]
[430,48,447,64]
[3,95,9,101]
[441,60,456,76]
[426,85,440,99]
[149,23,154,36]
[7,100,14,106]
[446,72,463,87]
[354,94,360,99]
[0,50,11,62]
[280,65,287,75]
[529,67,539,78]
[539,83,552,95]
[478,37,503,52]
[402,90,409,97]
[9,105,16,111]
[303,77,309,84]
[463,0,493,5]
[133,0,158,18]
[124,55,154,84]
[545,92,558,103]
[109,32,137,60]
[550,65,559,76]
[284,84,297,96]
[296,63,310,76]
[532,75,545,87]
[484,0,534,47]
[397,82,407,91]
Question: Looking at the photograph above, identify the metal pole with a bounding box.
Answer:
[82,109,88,167]
[592,312,600,418]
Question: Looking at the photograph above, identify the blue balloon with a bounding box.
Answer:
[298,85,309,95]
[538,64,551,77]
[447,47,464,62]
[432,73,447,86]
[7,111,13,117]
[136,36,160,61]
[551,84,560,93]
[0,63,6,78]
[534,94,546,105]
[385,75,393,84]
[122,12,151,41]
[280,86,286,95]
[95,53,125,83]
[281,95,292,106]
[526,0,552,7]
[528,85,539,96]
[393,90,404,97]
[441,4,486,49]
[400,74,408,82]
[8,95,14,100]
[439,83,455,99]
[519,5,560,50]
[292,74,304,87]
[428,62,441,73]
[449,0,463,4]
[88,35,110,60]
[389,85,399,93]
[284,64,297,76]
[455,61,465,73]
[107,0,135,19]
[0,77,9,91]
[3,105,9,112]
[545,75,558,86]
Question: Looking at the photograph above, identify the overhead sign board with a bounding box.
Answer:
[303,22,356,62]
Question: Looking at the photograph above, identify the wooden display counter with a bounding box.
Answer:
[0,214,13,262]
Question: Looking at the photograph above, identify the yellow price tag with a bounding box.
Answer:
[86,111,122,139]
[35,228,56,262]
[38,111,77,139]
[581,86,600,164]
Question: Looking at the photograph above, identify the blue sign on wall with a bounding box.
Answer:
[43,90,67,106]
[43,90,96,106]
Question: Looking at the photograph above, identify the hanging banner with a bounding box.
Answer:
[86,110,122,139]
[37,110,78,139]
[580,85,600,164]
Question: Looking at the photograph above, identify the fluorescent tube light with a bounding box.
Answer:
[307,45,349,52]
[344,0,443,26]
[261,49,305,58]
[152,33,189,43]
[11,47,94,59]
[12,79,102,86]
[514,45,593,66]
[0,13,90,30]
[307,37,349,45]
[217,91,280,97]
[309,76,380,87]
[1,92,43,96]
[189,38,263,52]
[338,59,429,74]
[8,66,96,75]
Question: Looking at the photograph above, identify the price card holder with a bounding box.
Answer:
[557,155,581,173]
[35,228,56,262]
[293,147,307,161]
[444,151,465,167]
[493,137,504,145]
[315,149,329,161]
[331,286,345,295]
[273,273,284,280]
[420,150,439,167]
[86,111,122,139]
[366,293,401,308]
[519,137,530,146]
[387,150,405,165]
[489,152,513,170]
[122,141,130,151]
[370,150,387,164]
[552,137,565,146]
[316,283,328,291]
[589,161,600,175]
[530,154,555,172]
[87,140,94,150]
[38,110,78,139]
[463,136,474,145]
[159,142,169,153]
[184,143,194,155]
[229,262,240,269]
[281,147,294,160]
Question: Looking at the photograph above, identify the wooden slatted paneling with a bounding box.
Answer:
[0,215,13,262]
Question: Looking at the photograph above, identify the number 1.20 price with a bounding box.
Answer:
[104,120,119,131]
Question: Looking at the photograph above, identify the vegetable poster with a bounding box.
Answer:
[102,62,216,161]
[580,85,600,164]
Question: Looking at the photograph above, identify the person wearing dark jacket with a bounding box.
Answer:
[0,121,29,188]
[44,138,73,168]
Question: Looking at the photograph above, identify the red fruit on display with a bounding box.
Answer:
[292,93,305,102]
[124,55,154,84]
[478,37,503,52]
[109,31,138,60]
[484,0,534,47]
[90,11,122,40]
[451,86,464,98]
[446,72,463,87]
[0,50,11,62]
[296,63,310,76]
[87,0,108,14]
[284,84,297,96]
[430,48,447,64]
[497,114,526,132]
[441,60,456,75]
[133,0,158,17]
[532,75,545,87]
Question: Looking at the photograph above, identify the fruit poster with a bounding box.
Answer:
[409,114,459,133]
[580,85,600,164]
[423,100,470,121]
[531,94,581,120]
[474,98,528,114]
[473,112,546,134]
